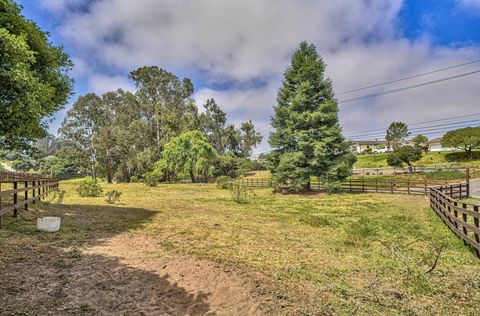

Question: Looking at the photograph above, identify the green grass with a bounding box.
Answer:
[355,150,480,168]
[1,181,479,314]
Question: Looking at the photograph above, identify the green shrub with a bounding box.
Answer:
[323,181,342,193]
[444,151,480,162]
[104,190,122,204]
[229,183,253,204]
[216,176,232,189]
[143,172,159,187]
[130,175,138,183]
[77,178,103,197]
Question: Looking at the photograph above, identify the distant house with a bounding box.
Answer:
[428,137,454,152]
[350,140,391,154]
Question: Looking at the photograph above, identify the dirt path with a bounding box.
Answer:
[1,234,266,315]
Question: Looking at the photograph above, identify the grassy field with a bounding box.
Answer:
[355,150,480,168]
[1,180,479,314]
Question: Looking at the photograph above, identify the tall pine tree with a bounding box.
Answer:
[268,42,355,192]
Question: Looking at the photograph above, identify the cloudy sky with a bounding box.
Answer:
[19,0,480,155]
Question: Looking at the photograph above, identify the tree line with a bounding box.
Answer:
[58,66,263,183]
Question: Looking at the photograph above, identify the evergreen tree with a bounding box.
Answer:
[268,42,355,192]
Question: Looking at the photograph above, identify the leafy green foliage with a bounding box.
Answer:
[38,156,77,178]
[411,134,428,147]
[215,176,232,189]
[441,126,480,154]
[323,181,342,193]
[11,158,34,171]
[268,42,355,192]
[159,131,216,183]
[386,122,410,150]
[104,190,122,204]
[57,67,262,183]
[387,146,422,167]
[444,150,480,162]
[0,1,73,149]
[76,178,103,197]
[142,172,159,187]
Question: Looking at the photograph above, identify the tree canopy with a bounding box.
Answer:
[58,67,262,182]
[156,130,216,183]
[0,0,73,149]
[387,145,422,167]
[441,126,480,154]
[386,122,409,150]
[268,42,355,192]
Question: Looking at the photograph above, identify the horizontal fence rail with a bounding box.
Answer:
[0,172,59,228]
[234,178,455,195]
[430,184,479,257]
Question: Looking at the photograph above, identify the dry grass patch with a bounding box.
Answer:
[1,180,479,315]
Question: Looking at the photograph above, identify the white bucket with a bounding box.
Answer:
[37,217,61,232]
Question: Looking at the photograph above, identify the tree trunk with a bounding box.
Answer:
[189,170,196,183]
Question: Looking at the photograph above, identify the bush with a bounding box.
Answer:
[216,176,232,189]
[323,181,342,193]
[104,190,122,204]
[130,175,138,183]
[229,183,253,204]
[77,178,103,197]
[143,172,159,187]
[444,151,480,162]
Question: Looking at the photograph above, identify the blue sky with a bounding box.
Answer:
[17,0,480,155]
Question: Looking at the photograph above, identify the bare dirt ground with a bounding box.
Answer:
[0,233,266,315]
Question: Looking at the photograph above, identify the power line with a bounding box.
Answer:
[344,112,480,136]
[338,69,480,103]
[348,121,480,140]
[336,59,480,95]
[347,118,480,139]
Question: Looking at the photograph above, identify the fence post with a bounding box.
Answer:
[390,180,394,194]
[453,201,459,230]
[424,180,427,195]
[362,177,365,192]
[375,179,378,193]
[32,181,36,204]
[474,205,480,258]
[13,181,18,218]
[350,179,352,192]
[462,203,468,246]
[37,180,41,200]
[24,181,28,210]
[407,180,410,195]
[466,167,470,198]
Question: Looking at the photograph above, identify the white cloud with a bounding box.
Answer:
[88,74,134,95]
[458,0,480,11]
[40,0,480,152]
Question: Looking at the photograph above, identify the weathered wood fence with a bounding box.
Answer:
[430,183,479,257]
[0,172,59,228]
[235,178,454,195]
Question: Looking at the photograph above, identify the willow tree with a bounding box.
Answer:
[157,131,216,183]
[268,42,355,192]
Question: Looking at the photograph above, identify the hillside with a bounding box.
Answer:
[354,150,480,168]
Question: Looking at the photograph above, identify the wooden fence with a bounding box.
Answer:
[430,184,479,257]
[235,178,454,195]
[0,172,59,228]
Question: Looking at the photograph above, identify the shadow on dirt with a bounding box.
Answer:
[0,195,212,315]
